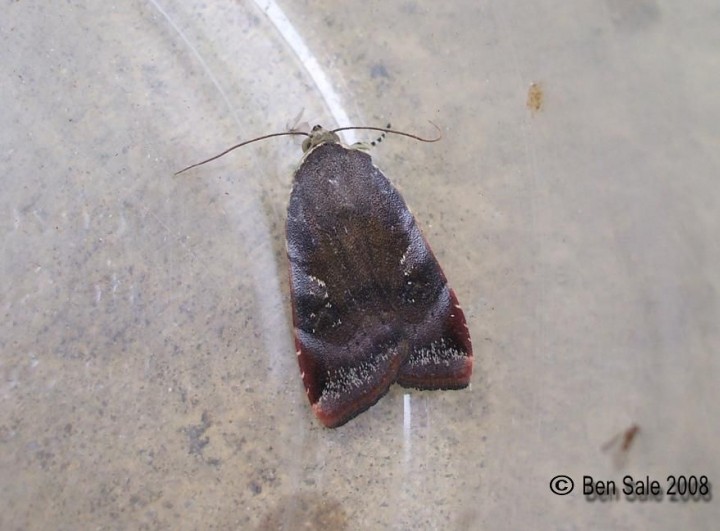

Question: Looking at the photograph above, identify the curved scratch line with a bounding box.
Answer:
[252,0,357,144]
[403,393,412,460]
[145,1,289,381]
[146,0,242,127]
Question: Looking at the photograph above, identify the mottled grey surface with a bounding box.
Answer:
[1,1,719,529]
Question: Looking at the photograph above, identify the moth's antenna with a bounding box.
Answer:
[332,121,442,143]
[174,131,309,175]
[370,123,390,147]
[175,122,441,175]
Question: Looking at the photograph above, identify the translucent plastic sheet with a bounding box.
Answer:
[2,1,718,528]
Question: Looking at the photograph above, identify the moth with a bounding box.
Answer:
[178,124,473,428]
[286,125,473,427]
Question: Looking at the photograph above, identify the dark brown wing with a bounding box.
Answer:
[286,142,472,428]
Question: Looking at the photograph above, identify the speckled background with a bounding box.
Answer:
[1,1,719,529]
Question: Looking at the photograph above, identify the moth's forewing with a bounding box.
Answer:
[287,140,472,428]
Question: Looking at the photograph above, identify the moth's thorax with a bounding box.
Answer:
[301,125,342,155]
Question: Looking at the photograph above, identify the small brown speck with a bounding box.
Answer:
[527,82,544,113]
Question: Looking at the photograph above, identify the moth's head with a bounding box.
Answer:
[302,125,341,152]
